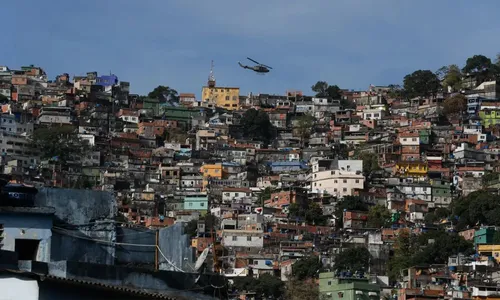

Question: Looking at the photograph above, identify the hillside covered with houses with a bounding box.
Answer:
[3,53,500,299]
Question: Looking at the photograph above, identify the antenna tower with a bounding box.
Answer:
[208,60,216,88]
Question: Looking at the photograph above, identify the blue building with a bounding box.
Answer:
[183,193,209,211]
[95,74,118,87]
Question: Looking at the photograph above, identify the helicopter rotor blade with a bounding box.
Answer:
[261,64,273,69]
[247,57,260,65]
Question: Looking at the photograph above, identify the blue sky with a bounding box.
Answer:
[3,1,500,98]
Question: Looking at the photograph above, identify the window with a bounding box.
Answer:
[343,188,347,192]
[232,236,237,241]
[328,281,332,286]
[343,179,347,183]
[8,120,12,123]
[234,193,239,197]
[355,179,359,183]
[334,180,338,183]
[15,239,39,260]
[225,96,230,100]
[247,236,252,241]
[200,203,205,207]
[189,203,193,207]
[412,138,417,141]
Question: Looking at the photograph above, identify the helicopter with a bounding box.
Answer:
[238,57,272,73]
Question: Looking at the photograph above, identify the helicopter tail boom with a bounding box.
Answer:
[238,62,249,69]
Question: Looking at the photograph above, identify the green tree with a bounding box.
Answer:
[463,54,493,74]
[311,81,354,109]
[147,85,179,101]
[367,205,391,228]
[437,65,462,92]
[442,94,467,120]
[285,279,320,300]
[288,202,327,226]
[493,231,500,244]
[259,186,274,204]
[232,274,284,299]
[334,246,370,272]
[312,81,341,99]
[412,231,474,266]
[185,219,198,237]
[388,229,474,282]
[334,196,369,229]
[387,84,404,99]
[292,255,323,280]
[388,229,419,281]
[451,190,500,230]
[296,114,315,147]
[31,125,90,165]
[424,207,450,224]
[305,202,327,226]
[354,152,380,177]
[403,70,441,98]
[462,54,499,85]
[240,108,273,143]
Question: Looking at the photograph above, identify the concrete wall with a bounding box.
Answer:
[115,227,155,267]
[0,276,39,300]
[0,213,52,262]
[50,227,115,265]
[35,188,117,265]
[34,188,116,225]
[158,223,196,272]
[47,260,226,300]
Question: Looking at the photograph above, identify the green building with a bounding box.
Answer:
[142,98,160,116]
[479,109,500,128]
[160,106,202,128]
[474,228,496,247]
[319,273,380,300]
[431,179,452,207]
[418,129,430,145]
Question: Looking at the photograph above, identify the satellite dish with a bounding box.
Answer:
[194,245,211,271]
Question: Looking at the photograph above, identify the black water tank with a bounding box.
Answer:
[0,184,38,207]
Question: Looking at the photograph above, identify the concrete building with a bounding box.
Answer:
[183,193,208,211]
[221,229,264,250]
[222,187,252,204]
[319,273,381,300]
[310,169,365,197]
[201,86,240,110]
[0,206,55,262]
[38,107,72,125]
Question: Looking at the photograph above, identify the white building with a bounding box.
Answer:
[362,108,385,120]
[222,187,253,204]
[310,169,364,197]
[38,107,72,125]
[221,229,264,249]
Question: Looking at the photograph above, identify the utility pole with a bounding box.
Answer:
[155,229,159,271]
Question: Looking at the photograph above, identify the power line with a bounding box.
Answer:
[52,227,186,273]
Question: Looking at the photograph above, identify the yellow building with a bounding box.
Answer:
[200,163,224,190]
[393,161,428,177]
[201,86,240,110]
